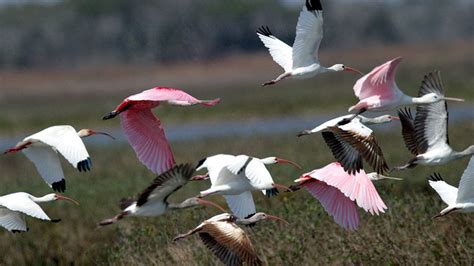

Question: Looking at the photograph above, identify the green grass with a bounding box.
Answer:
[0,45,473,264]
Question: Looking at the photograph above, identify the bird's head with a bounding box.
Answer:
[330,64,364,75]
[420,93,464,104]
[260,157,301,169]
[248,212,289,225]
[77,129,115,139]
[50,194,80,205]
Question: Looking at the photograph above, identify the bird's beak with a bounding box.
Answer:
[56,195,80,205]
[276,158,302,169]
[92,131,116,140]
[391,117,400,121]
[196,198,226,212]
[378,174,403,181]
[265,214,289,225]
[441,97,464,102]
[344,66,364,76]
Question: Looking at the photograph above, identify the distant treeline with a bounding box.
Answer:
[0,0,472,69]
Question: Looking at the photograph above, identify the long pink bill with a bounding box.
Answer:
[344,66,364,76]
[196,198,227,213]
[56,195,80,205]
[265,214,289,225]
[276,158,302,169]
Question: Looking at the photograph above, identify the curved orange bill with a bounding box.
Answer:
[57,195,80,205]
[266,214,289,225]
[344,66,364,76]
[93,131,116,140]
[276,158,302,169]
[196,198,226,212]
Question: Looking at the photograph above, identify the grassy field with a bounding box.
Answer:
[0,42,473,265]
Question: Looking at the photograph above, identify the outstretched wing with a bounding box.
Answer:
[322,131,363,175]
[223,191,256,219]
[136,164,195,207]
[127,87,220,106]
[0,208,28,232]
[353,57,404,101]
[22,146,66,192]
[292,0,323,68]
[456,156,474,203]
[120,108,176,175]
[199,221,262,266]
[428,173,458,206]
[398,108,419,155]
[256,26,293,72]
[0,193,50,221]
[415,71,450,153]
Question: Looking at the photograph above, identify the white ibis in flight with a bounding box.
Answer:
[348,58,463,116]
[99,163,226,226]
[0,192,79,233]
[290,162,387,230]
[395,72,474,170]
[298,114,397,174]
[428,156,474,218]
[256,0,363,86]
[194,154,301,219]
[173,212,288,265]
[102,87,220,175]
[4,125,114,192]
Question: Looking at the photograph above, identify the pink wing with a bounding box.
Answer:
[304,162,387,215]
[127,87,220,106]
[303,180,359,230]
[353,57,403,101]
[120,108,175,174]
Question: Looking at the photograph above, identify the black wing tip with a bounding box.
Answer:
[77,158,92,172]
[51,219,61,223]
[256,25,273,37]
[429,172,444,182]
[265,188,279,198]
[52,179,66,192]
[306,0,323,11]
[12,228,29,233]
[419,70,444,96]
[196,158,207,169]
[398,107,413,119]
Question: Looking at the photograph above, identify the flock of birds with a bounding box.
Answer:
[1,0,473,264]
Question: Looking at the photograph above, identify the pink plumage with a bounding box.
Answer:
[349,57,404,112]
[104,87,220,174]
[295,162,387,230]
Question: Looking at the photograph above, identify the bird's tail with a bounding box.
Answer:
[200,98,221,106]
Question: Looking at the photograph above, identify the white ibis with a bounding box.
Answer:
[348,58,463,116]
[99,163,226,226]
[428,156,474,218]
[290,162,387,230]
[4,125,114,192]
[298,114,397,174]
[395,72,474,170]
[256,0,363,86]
[0,192,79,233]
[102,86,220,175]
[194,154,300,219]
[173,212,288,265]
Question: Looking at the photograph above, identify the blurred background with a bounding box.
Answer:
[0,0,473,264]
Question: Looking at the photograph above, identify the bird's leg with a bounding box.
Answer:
[191,173,210,181]
[262,73,291,86]
[173,227,201,241]
[272,183,294,192]
[4,141,32,154]
[432,208,459,219]
[339,108,367,125]
[286,184,302,192]
[297,130,312,137]
[391,158,417,172]
[98,212,128,226]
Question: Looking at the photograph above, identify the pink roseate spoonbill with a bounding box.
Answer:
[173,212,288,265]
[348,58,463,116]
[394,72,474,170]
[4,125,114,192]
[298,114,395,174]
[428,156,474,218]
[99,164,226,226]
[0,192,79,233]
[102,87,220,175]
[290,162,387,230]
[195,154,300,219]
[256,0,363,86]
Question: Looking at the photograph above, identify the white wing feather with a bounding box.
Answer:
[0,208,28,232]
[0,193,50,221]
[257,33,293,72]
[22,145,65,187]
[429,180,458,206]
[223,191,256,219]
[456,156,474,203]
[292,7,323,68]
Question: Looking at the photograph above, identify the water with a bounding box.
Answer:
[1,104,472,149]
